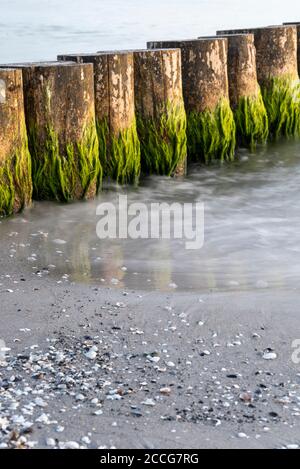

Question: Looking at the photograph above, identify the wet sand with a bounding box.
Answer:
[1,246,300,449]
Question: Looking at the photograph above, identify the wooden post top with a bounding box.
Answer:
[0,61,90,69]
[98,48,182,54]
[0,67,21,71]
[59,51,135,60]
[217,24,297,34]
[58,49,182,61]
[148,38,227,46]
[199,33,254,40]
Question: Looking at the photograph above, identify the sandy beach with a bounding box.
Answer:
[1,239,300,449]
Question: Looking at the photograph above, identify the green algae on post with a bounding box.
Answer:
[30,122,101,202]
[147,39,236,163]
[58,52,141,185]
[136,102,187,175]
[7,61,102,202]
[96,118,140,185]
[134,49,187,176]
[0,130,32,217]
[187,98,236,163]
[234,93,269,149]
[262,76,300,139]
[0,69,32,218]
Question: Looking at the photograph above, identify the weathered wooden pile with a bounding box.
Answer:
[1,23,300,217]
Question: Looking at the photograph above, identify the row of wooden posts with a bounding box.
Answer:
[1,23,300,217]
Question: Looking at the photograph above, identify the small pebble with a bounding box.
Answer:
[141,399,156,407]
[46,438,56,447]
[263,351,277,360]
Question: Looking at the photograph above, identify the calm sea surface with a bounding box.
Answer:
[0,0,299,62]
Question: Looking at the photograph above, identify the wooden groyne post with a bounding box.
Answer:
[58,52,141,185]
[1,61,101,202]
[209,33,269,149]
[147,39,236,164]
[132,48,187,176]
[217,26,300,138]
[0,69,32,217]
[283,23,300,72]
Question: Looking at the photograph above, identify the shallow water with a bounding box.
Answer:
[1,141,300,292]
[0,0,299,63]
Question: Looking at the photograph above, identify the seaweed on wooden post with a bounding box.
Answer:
[0,61,101,202]
[148,39,236,164]
[58,52,141,185]
[0,69,32,217]
[217,26,300,139]
[210,33,269,149]
[133,48,187,176]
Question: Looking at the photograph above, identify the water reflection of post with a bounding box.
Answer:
[92,242,125,289]
[151,241,172,292]
[70,225,92,283]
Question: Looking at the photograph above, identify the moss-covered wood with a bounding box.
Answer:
[261,76,300,138]
[134,49,187,176]
[214,33,269,149]
[217,26,300,138]
[187,99,236,163]
[148,39,236,162]
[0,69,32,217]
[58,52,140,185]
[1,62,101,202]
[234,94,269,149]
